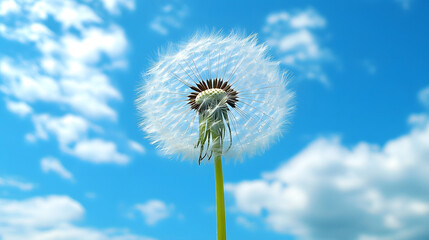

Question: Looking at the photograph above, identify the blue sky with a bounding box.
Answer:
[1,0,429,240]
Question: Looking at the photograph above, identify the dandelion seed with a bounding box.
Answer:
[137,32,294,163]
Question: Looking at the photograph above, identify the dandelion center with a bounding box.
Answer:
[195,88,226,105]
[187,78,239,113]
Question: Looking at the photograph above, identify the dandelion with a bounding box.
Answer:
[137,32,293,240]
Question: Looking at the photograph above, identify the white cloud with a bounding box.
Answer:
[263,8,333,85]
[135,200,172,226]
[59,70,121,120]
[0,59,61,102]
[60,25,127,64]
[0,177,34,191]
[71,139,129,165]
[0,0,135,165]
[0,195,155,240]
[0,11,123,119]
[41,157,73,181]
[128,140,146,154]
[0,0,20,15]
[27,114,129,165]
[100,0,135,14]
[29,114,90,149]
[418,86,429,108]
[0,22,52,43]
[28,0,101,30]
[5,99,33,117]
[0,195,83,228]
[0,26,124,120]
[149,3,188,35]
[227,106,429,239]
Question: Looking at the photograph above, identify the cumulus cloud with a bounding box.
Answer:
[0,177,34,191]
[0,0,20,15]
[0,195,155,240]
[5,99,33,117]
[0,26,123,120]
[41,157,73,181]
[28,0,101,30]
[226,94,429,239]
[149,3,188,35]
[263,8,334,85]
[71,139,129,165]
[0,22,52,43]
[28,114,90,148]
[100,0,135,14]
[135,200,173,226]
[0,59,61,103]
[59,25,127,64]
[27,114,128,165]
[0,0,134,164]
[0,195,83,227]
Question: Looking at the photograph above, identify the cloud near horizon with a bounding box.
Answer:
[226,87,429,240]
[0,195,155,240]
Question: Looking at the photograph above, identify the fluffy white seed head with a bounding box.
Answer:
[137,32,294,162]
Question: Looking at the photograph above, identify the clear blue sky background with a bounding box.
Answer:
[1,0,429,240]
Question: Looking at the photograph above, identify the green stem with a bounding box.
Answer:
[214,155,226,240]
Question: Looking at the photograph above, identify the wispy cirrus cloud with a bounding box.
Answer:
[0,177,35,191]
[263,8,334,85]
[226,88,429,240]
[149,2,188,35]
[41,157,73,181]
[129,140,146,154]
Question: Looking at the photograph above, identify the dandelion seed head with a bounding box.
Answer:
[137,32,294,162]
